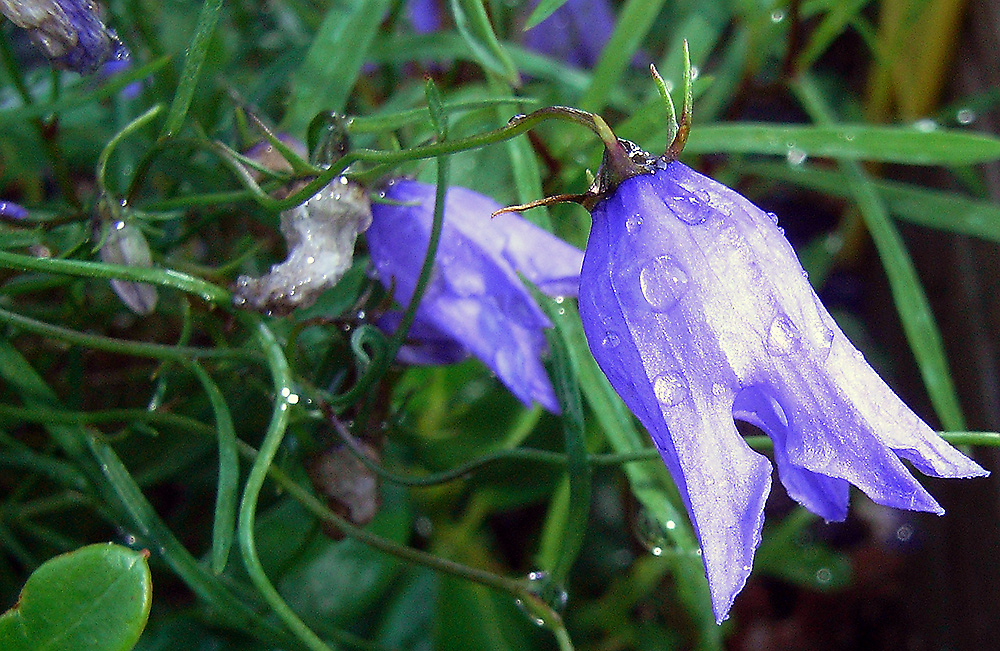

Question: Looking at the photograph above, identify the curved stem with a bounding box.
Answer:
[237,322,334,651]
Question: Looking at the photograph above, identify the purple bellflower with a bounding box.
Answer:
[577,153,989,622]
[367,179,584,413]
[1,0,129,74]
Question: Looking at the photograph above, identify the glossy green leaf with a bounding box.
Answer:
[686,123,1000,166]
[0,543,152,651]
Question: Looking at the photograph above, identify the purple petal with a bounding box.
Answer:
[579,159,988,622]
[368,180,584,412]
[1,200,29,221]
[377,311,469,365]
[406,0,443,34]
[523,0,615,69]
[2,0,129,74]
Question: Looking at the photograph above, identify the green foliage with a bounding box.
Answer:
[0,543,151,651]
[1,0,998,650]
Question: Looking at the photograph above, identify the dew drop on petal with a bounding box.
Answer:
[653,372,687,407]
[767,314,802,356]
[765,211,779,225]
[676,196,709,225]
[626,213,643,234]
[602,332,621,348]
[639,256,689,312]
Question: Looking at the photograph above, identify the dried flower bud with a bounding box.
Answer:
[98,220,157,315]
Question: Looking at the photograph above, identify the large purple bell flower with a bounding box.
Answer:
[577,158,989,622]
[367,179,584,413]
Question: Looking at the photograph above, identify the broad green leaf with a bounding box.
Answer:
[0,543,152,651]
[686,123,1000,166]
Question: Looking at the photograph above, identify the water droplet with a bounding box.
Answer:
[895,524,914,542]
[815,567,833,585]
[514,571,568,628]
[670,195,709,225]
[626,213,643,234]
[639,256,689,312]
[602,332,621,348]
[635,509,674,556]
[767,315,802,356]
[765,211,779,225]
[956,108,976,125]
[690,66,700,80]
[913,118,938,133]
[786,148,807,166]
[554,296,565,304]
[771,9,785,22]
[653,372,687,406]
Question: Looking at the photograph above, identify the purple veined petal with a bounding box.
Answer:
[578,158,988,623]
[384,182,585,298]
[368,179,583,412]
[579,197,772,622]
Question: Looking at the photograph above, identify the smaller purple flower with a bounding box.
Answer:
[1,200,29,221]
[367,179,584,412]
[1,0,129,74]
[522,0,616,69]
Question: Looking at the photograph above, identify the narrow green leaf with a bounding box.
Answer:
[0,57,170,126]
[686,123,1000,166]
[188,363,239,575]
[580,0,668,113]
[0,543,151,651]
[283,0,395,134]
[793,76,966,430]
[449,0,520,85]
[747,162,1000,243]
[541,303,590,586]
[522,0,573,30]
[160,0,224,139]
